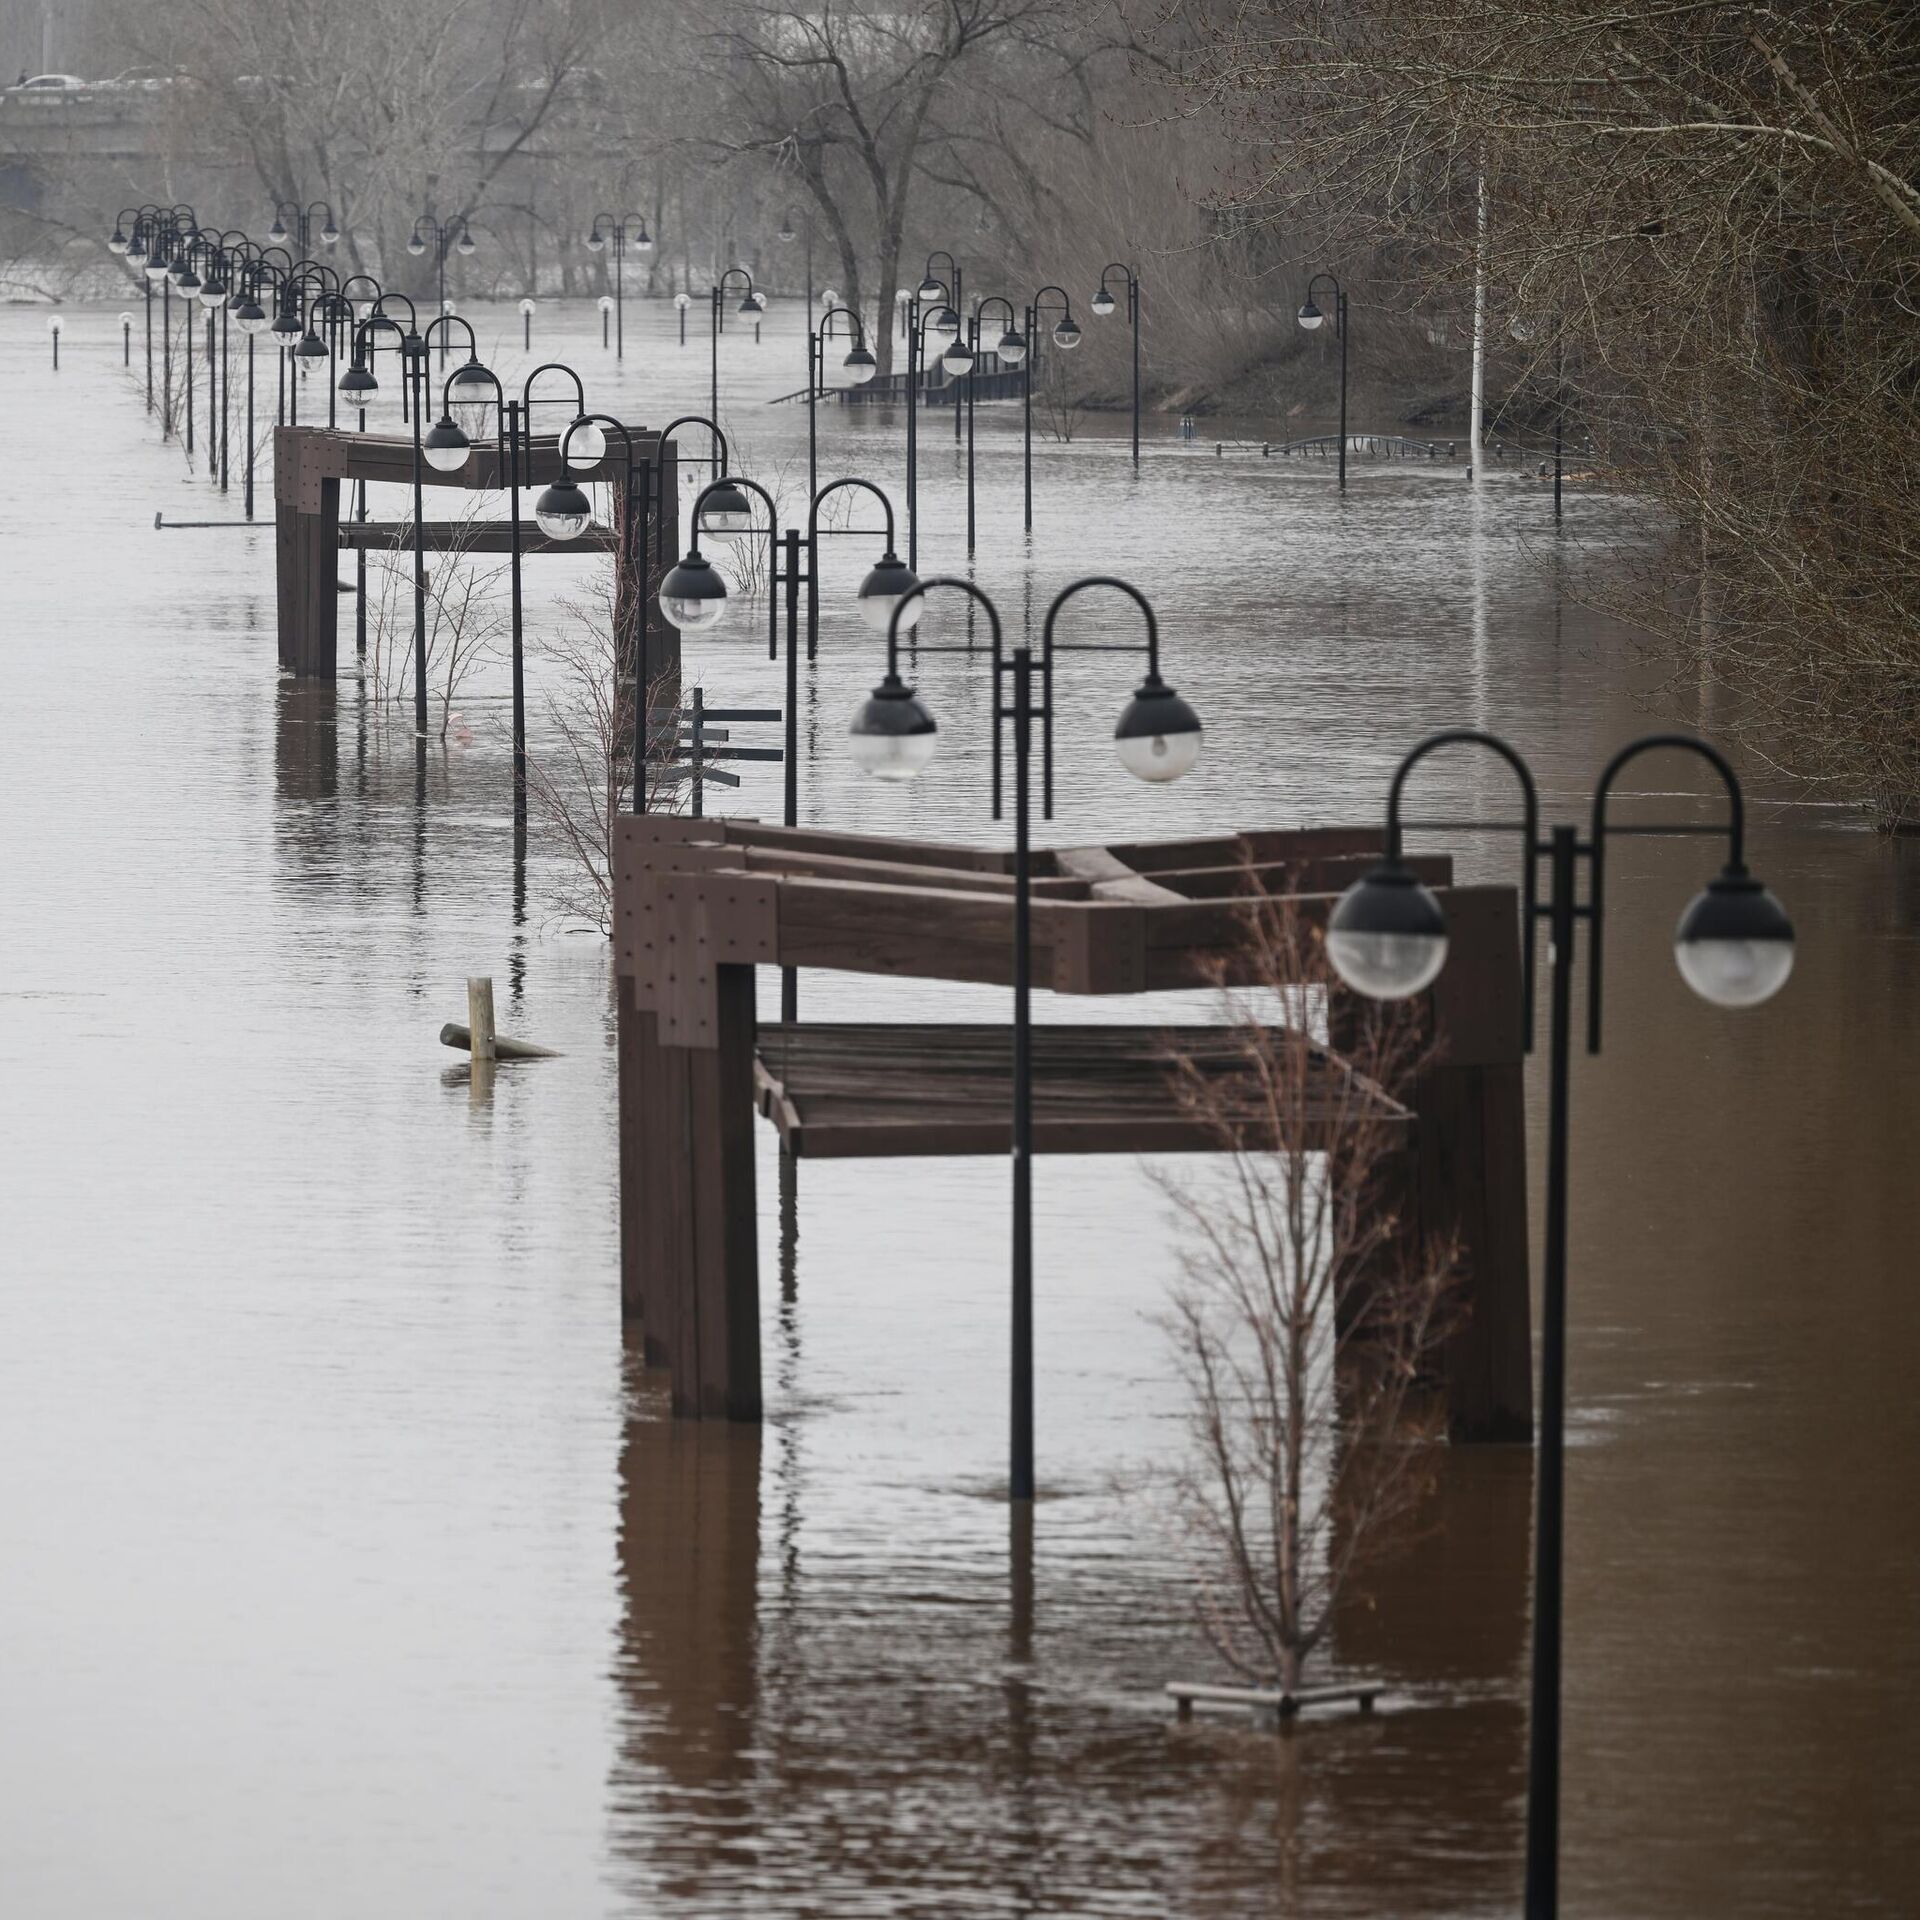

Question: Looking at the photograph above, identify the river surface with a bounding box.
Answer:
[2,296,1915,1916]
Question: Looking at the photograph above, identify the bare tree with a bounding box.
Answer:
[1149,0,1920,817]
[685,0,1091,375]
[524,565,682,931]
[1156,892,1457,1695]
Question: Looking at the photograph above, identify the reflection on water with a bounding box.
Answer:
[609,1339,1537,1919]
[2,302,1915,1917]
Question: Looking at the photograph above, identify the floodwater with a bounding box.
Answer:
[2,296,1914,1917]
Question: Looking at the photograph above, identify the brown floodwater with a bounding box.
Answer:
[1,298,1914,1916]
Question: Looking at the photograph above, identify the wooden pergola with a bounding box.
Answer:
[614,814,1532,1444]
[271,423,676,681]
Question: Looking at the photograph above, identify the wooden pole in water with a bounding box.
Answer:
[468,978,497,1062]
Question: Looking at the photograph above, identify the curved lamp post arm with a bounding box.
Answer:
[1036,574,1161,819]
[1385,728,1541,1044]
[1587,733,1746,1052]
[808,477,896,551]
[884,574,998,680]
[817,303,865,344]
[422,314,479,361]
[1304,270,1345,326]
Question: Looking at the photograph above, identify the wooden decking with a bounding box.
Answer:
[752,1021,1410,1158]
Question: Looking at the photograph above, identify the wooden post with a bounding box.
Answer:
[1419,885,1535,1442]
[467,978,496,1061]
[687,965,762,1420]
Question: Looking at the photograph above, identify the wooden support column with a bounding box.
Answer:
[1419,884,1534,1442]
[686,965,762,1421]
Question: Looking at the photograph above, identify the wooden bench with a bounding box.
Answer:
[1166,1679,1383,1725]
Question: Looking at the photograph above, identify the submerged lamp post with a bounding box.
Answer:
[422,357,602,824]
[1296,272,1350,491]
[1090,262,1141,464]
[806,302,878,500]
[586,211,653,361]
[1021,286,1079,535]
[850,575,1201,1501]
[520,296,536,351]
[408,211,475,361]
[709,266,764,425]
[1325,730,1794,1920]
[48,313,60,371]
[660,474,918,1018]
[268,200,340,253]
[121,309,132,366]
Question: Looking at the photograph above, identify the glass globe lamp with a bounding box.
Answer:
[445,359,496,438]
[1091,287,1116,317]
[1052,316,1082,350]
[995,328,1028,366]
[1674,870,1794,1007]
[564,417,606,472]
[1297,297,1326,332]
[1114,677,1202,783]
[422,416,472,472]
[856,554,923,633]
[697,480,755,542]
[1325,863,1451,999]
[659,551,729,629]
[849,674,937,781]
[533,477,593,541]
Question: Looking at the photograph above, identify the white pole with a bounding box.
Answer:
[1469,168,1488,487]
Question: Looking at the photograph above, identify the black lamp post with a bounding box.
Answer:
[268,199,340,254]
[806,302,877,501]
[408,211,476,363]
[661,478,917,1014]
[586,211,654,361]
[1090,263,1142,465]
[108,205,157,408]
[850,575,1201,1501]
[520,297,535,351]
[916,250,967,449]
[1509,314,1569,522]
[1022,287,1079,536]
[776,204,816,311]
[708,266,764,425]
[1297,271,1350,491]
[1326,729,1795,1920]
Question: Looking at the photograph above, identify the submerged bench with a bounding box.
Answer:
[1166,1680,1383,1725]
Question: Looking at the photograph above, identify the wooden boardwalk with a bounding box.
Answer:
[614,815,1533,1441]
[753,1022,1408,1158]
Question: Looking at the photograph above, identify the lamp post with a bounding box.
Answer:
[408,212,475,362]
[962,295,1020,557]
[528,410,652,796]
[268,199,340,253]
[776,205,815,311]
[520,297,535,351]
[806,302,878,502]
[675,290,690,346]
[903,269,963,570]
[1091,262,1141,466]
[661,478,917,1021]
[586,212,654,361]
[850,575,1201,1501]
[48,314,60,371]
[108,205,157,407]
[708,266,764,425]
[1325,730,1795,1920]
[1509,315,1568,523]
[1297,272,1349,492]
[1021,287,1078,536]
